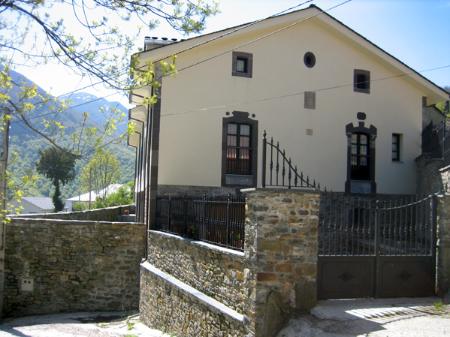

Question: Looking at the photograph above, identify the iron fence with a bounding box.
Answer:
[319,193,436,256]
[262,130,322,190]
[154,194,246,251]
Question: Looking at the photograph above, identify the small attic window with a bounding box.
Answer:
[304,52,316,68]
[354,69,370,93]
[232,51,253,78]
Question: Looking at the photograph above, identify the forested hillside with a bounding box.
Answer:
[8,70,135,199]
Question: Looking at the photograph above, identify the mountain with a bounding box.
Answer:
[5,70,135,199]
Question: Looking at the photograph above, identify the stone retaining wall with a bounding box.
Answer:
[140,189,320,337]
[416,155,444,195]
[15,205,134,222]
[158,184,238,197]
[147,231,246,312]
[4,218,145,317]
[140,262,247,337]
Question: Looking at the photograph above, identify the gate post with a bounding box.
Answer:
[437,194,450,300]
[244,189,320,337]
[374,199,380,298]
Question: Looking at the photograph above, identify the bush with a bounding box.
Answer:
[93,184,133,208]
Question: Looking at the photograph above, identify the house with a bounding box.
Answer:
[129,4,449,220]
[129,6,450,336]
[65,183,123,211]
[11,197,55,214]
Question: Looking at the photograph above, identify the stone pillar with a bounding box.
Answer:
[244,189,320,337]
[437,195,450,300]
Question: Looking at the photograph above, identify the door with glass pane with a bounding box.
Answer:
[226,123,252,175]
[350,132,370,181]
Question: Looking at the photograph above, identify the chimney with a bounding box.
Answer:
[144,36,177,51]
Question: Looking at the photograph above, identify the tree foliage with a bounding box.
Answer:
[0,0,218,155]
[0,0,218,89]
[93,182,134,209]
[0,0,217,216]
[36,146,79,211]
[81,149,120,198]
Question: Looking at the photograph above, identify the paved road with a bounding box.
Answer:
[0,312,169,337]
[1,299,448,337]
[278,297,450,337]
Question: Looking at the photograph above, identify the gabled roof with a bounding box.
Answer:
[22,197,53,210]
[135,4,448,103]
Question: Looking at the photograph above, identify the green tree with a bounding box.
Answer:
[435,86,450,114]
[94,182,134,208]
[36,147,79,212]
[81,149,120,199]
[0,1,217,315]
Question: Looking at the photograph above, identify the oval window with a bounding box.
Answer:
[304,52,316,68]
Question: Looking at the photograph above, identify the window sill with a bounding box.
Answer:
[232,71,252,78]
[223,174,255,187]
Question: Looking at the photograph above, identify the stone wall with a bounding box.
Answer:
[437,195,450,298]
[16,204,135,222]
[440,165,450,193]
[158,184,238,197]
[140,189,320,337]
[140,262,247,337]
[416,155,444,195]
[244,189,320,337]
[4,218,145,317]
[147,231,246,312]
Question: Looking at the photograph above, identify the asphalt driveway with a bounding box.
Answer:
[277,297,450,337]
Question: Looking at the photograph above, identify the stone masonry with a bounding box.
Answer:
[140,262,247,337]
[416,155,445,195]
[4,218,145,316]
[139,189,320,337]
[244,189,320,337]
[438,195,450,298]
[438,165,450,299]
[147,231,246,312]
[18,204,134,222]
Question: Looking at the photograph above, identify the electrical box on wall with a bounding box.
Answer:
[21,278,34,292]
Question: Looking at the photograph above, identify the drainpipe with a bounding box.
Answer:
[0,108,11,319]
[444,100,449,161]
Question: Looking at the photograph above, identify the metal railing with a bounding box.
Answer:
[154,194,246,251]
[262,130,322,190]
[319,193,437,257]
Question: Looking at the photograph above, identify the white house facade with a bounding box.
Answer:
[129,5,448,219]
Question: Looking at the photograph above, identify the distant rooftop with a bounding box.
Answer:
[22,197,53,210]
[67,184,124,202]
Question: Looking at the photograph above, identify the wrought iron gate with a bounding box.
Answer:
[318,193,437,299]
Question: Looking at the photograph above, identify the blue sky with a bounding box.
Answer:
[14,0,450,104]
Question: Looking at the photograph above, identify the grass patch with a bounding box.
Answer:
[433,300,445,312]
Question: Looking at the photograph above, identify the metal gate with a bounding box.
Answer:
[318,193,437,299]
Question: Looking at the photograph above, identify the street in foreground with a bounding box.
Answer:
[0,312,169,337]
[278,297,450,337]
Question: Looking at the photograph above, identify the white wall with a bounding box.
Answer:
[153,16,434,195]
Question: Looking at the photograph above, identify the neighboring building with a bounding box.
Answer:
[129,5,449,222]
[65,184,123,211]
[12,197,54,214]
